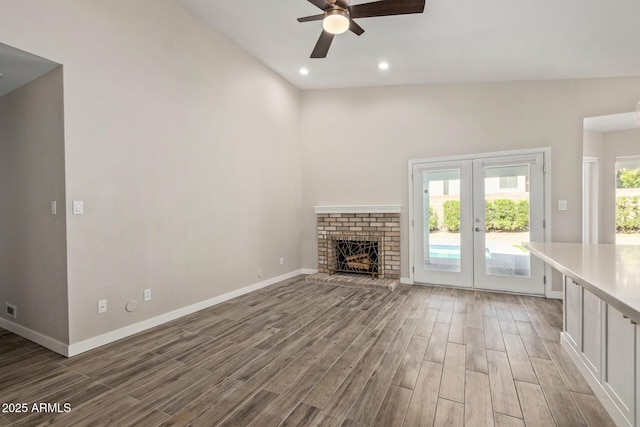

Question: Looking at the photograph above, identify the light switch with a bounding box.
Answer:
[73,201,84,215]
[558,200,568,211]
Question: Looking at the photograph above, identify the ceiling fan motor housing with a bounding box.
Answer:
[323,8,350,34]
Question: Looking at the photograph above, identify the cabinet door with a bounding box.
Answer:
[604,304,635,425]
[564,276,580,349]
[581,289,602,379]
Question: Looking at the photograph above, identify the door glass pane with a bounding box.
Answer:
[484,164,531,277]
[615,161,640,245]
[423,169,461,272]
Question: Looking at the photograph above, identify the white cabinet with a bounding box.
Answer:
[564,276,581,348]
[562,275,636,427]
[581,288,602,379]
[635,325,640,426]
[604,304,636,425]
[564,278,602,380]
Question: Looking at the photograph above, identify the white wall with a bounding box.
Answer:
[1,1,639,348]
[0,67,69,343]
[300,78,640,291]
[0,0,302,344]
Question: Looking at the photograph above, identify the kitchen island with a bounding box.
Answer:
[525,242,640,427]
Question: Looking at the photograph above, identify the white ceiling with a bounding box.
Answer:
[180,0,640,90]
[0,43,60,98]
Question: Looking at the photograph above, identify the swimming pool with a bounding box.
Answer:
[429,244,492,259]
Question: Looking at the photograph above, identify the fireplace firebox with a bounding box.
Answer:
[331,236,380,278]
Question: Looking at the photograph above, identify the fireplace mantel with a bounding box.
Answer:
[313,205,402,215]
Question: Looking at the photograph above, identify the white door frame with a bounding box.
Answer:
[583,156,599,244]
[408,147,553,296]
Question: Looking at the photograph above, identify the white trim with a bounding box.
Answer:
[302,268,319,275]
[400,277,413,285]
[561,333,630,427]
[0,318,69,357]
[65,269,306,357]
[547,290,563,300]
[313,205,401,214]
[615,155,640,163]
[408,163,415,283]
[408,147,551,167]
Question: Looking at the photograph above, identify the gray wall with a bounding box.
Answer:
[0,0,302,344]
[299,78,640,292]
[0,67,69,343]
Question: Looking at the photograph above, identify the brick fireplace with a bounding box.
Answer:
[307,205,401,291]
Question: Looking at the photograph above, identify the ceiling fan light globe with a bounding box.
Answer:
[323,12,349,35]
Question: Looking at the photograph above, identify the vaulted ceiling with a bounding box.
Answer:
[180,0,640,90]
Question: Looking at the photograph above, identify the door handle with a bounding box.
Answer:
[475,227,483,232]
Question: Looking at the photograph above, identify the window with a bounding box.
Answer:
[499,176,518,189]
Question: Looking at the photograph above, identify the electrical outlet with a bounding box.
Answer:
[280,257,284,265]
[51,201,57,215]
[97,299,107,314]
[143,289,151,302]
[5,303,17,319]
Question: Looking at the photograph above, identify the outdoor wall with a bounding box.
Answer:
[602,128,640,243]
[0,0,302,344]
[300,77,640,292]
[0,67,68,343]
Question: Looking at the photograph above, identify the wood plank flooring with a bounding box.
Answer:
[0,276,616,426]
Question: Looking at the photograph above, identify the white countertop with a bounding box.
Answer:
[525,242,640,323]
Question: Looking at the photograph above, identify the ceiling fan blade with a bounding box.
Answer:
[349,19,365,36]
[349,0,425,19]
[307,0,330,10]
[297,14,325,22]
[311,30,335,58]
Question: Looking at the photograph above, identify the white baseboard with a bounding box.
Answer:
[301,268,318,275]
[560,333,629,427]
[0,317,69,356]
[400,277,413,285]
[68,269,307,357]
[546,290,563,300]
[0,270,304,358]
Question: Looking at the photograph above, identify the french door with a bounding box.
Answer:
[412,152,546,294]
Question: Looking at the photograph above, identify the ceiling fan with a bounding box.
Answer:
[297,0,426,58]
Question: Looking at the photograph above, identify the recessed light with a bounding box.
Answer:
[378,62,389,71]
[0,73,4,77]
[299,68,309,76]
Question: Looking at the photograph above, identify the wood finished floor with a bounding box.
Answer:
[0,276,615,427]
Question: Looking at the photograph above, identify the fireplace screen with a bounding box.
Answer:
[329,236,380,278]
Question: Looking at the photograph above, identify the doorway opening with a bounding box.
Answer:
[409,149,549,295]
[583,113,640,245]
